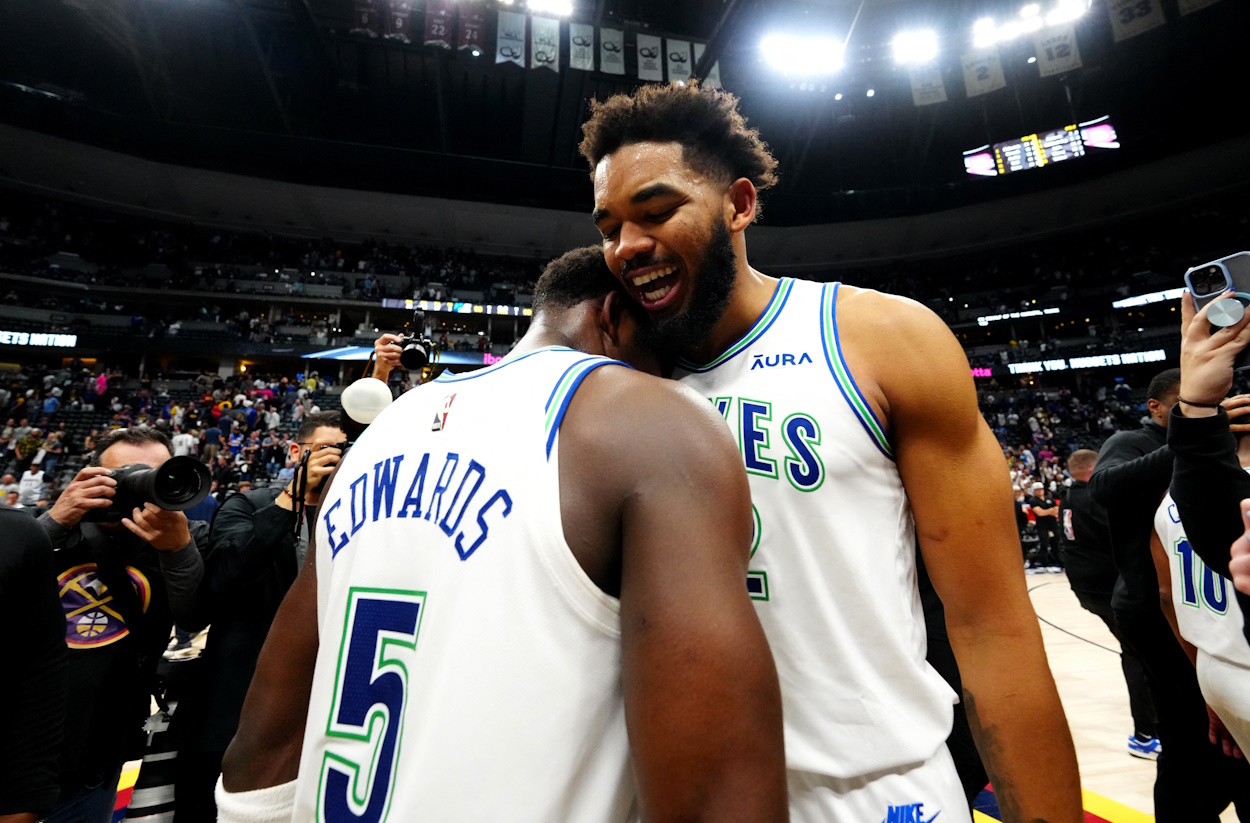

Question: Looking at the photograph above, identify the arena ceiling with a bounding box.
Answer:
[1,0,1247,225]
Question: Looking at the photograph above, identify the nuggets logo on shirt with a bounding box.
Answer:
[56,563,152,649]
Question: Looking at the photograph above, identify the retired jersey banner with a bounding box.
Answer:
[908,62,947,106]
[600,27,625,75]
[457,4,486,51]
[350,0,383,37]
[496,10,525,66]
[961,47,1006,97]
[666,39,692,84]
[385,0,413,42]
[693,42,721,88]
[423,0,453,48]
[1107,0,1165,41]
[569,23,595,70]
[530,15,559,71]
[1033,24,1082,77]
[636,33,664,81]
[1178,0,1221,14]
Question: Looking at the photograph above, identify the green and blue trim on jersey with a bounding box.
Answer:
[675,278,794,374]
[543,355,629,460]
[821,282,894,460]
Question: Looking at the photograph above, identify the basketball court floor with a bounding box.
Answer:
[106,573,1237,822]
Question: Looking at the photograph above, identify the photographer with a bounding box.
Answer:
[372,331,406,388]
[172,411,345,822]
[36,427,210,822]
[1167,291,1250,648]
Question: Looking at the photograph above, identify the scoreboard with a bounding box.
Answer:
[963,116,1119,177]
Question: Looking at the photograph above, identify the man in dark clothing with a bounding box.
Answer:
[1058,449,1158,757]
[0,508,68,822]
[1027,481,1062,571]
[1090,367,1250,821]
[172,412,345,822]
[36,427,210,822]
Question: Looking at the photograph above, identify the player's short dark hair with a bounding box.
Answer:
[1147,368,1182,402]
[91,427,173,466]
[298,411,343,443]
[532,246,621,313]
[580,81,779,195]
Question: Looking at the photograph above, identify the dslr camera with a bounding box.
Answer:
[84,456,213,522]
[397,309,438,370]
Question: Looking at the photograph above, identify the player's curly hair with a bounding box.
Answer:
[532,246,621,312]
[579,81,779,195]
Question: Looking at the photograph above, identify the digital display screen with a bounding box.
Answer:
[963,116,1119,178]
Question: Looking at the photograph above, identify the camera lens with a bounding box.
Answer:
[1192,266,1227,296]
[400,342,429,370]
[151,457,212,509]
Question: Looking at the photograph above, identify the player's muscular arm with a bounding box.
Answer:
[846,290,1081,823]
[563,373,787,823]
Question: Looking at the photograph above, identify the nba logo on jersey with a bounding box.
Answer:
[431,392,456,431]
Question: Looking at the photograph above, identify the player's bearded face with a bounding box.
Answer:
[632,220,737,358]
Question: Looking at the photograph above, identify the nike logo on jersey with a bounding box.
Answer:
[882,802,940,823]
[749,352,813,370]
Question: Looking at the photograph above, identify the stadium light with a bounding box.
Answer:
[1020,3,1040,17]
[527,0,572,15]
[972,17,997,48]
[1046,0,1088,26]
[892,29,939,65]
[834,92,843,100]
[866,88,875,97]
[760,34,846,76]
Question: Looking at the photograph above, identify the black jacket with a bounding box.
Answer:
[1057,480,1116,598]
[181,488,313,752]
[1166,405,1250,647]
[1087,421,1172,613]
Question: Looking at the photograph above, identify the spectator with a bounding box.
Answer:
[17,464,45,506]
[172,426,197,458]
[37,427,210,821]
[1026,481,1062,573]
[203,422,223,461]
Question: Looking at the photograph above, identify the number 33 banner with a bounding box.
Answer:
[1032,24,1082,78]
[1106,0,1165,41]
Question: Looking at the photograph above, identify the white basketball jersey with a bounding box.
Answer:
[674,278,957,780]
[294,347,637,823]
[1154,490,1250,752]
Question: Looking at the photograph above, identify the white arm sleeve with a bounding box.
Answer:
[214,776,297,823]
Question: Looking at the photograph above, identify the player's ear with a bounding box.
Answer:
[727,177,757,232]
[600,289,626,345]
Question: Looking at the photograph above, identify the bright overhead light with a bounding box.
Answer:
[866,88,875,97]
[834,92,843,100]
[527,0,572,15]
[1020,4,1041,17]
[1047,0,1087,25]
[760,34,846,76]
[892,29,939,65]
[972,17,998,48]
[1027,55,1037,63]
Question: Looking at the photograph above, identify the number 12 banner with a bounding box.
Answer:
[1107,0,1165,41]
[1032,24,1082,78]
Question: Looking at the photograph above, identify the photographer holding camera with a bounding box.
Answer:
[35,427,211,822]
[170,411,345,822]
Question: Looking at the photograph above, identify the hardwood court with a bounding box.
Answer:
[1024,573,1240,823]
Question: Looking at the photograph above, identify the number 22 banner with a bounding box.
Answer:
[1032,24,1082,78]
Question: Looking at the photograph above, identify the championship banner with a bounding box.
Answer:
[456,4,486,52]
[496,10,525,66]
[569,23,595,71]
[1032,24,1082,77]
[666,39,692,84]
[961,47,1006,98]
[422,0,453,48]
[1178,0,1221,14]
[600,27,625,75]
[1107,0,1165,41]
[693,42,721,88]
[530,15,559,72]
[384,0,413,42]
[908,62,947,106]
[350,0,383,37]
[636,33,664,81]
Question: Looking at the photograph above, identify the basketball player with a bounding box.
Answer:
[582,82,1081,823]
[215,247,788,821]
[1151,395,1250,760]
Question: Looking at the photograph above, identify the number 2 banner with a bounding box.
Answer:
[1032,24,1082,78]
[1107,0,1165,41]
[961,47,1006,98]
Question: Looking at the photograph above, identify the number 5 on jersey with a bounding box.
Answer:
[319,588,426,823]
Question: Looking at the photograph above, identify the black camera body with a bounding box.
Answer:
[397,309,437,370]
[83,456,213,523]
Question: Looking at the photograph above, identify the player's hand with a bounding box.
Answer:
[1207,704,1244,759]
[1222,394,1250,434]
[373,333,404,383]
[122,503,192,552]
[47,466,116,528]
[298,441,342,503]
[1179,291,1250,409]
[1232,500,1250,597]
